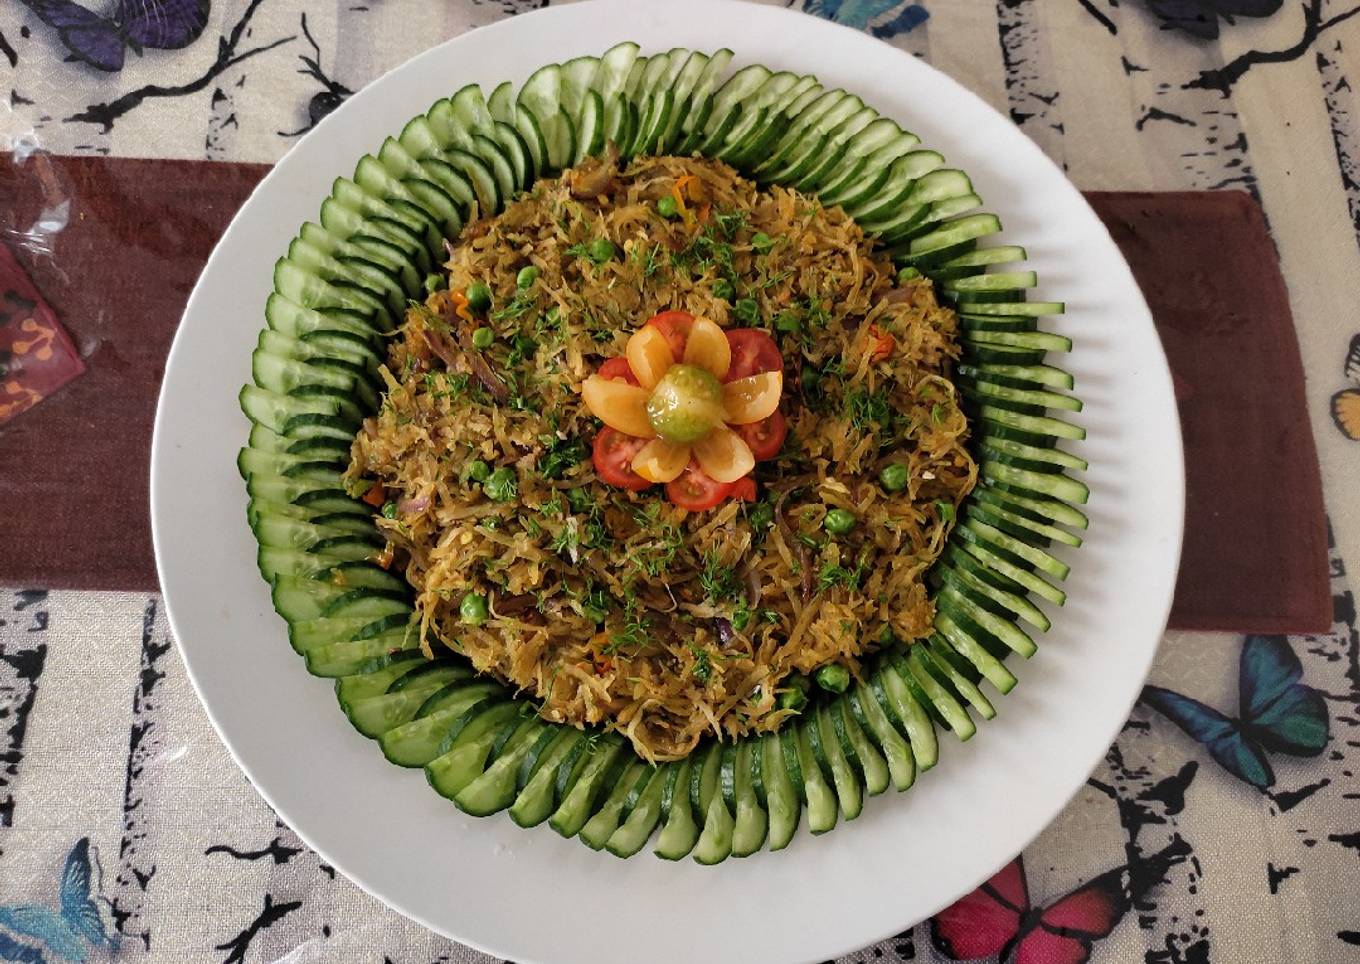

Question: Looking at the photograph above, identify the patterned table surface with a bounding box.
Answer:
[3,1,1360,962]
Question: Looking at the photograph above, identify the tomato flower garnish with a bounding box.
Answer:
[580,311,785,506]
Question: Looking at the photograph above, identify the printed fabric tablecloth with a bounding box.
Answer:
[3,1,1360,962]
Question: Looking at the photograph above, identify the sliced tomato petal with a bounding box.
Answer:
[692,426,756,484]
[736,410,788,461]
[723,371,783,425]
[632,438,691,483]
[593,428,652,491]
[581,375,655,438]
[665,461,733,511]
[683,317,732,380]
[598,356,640,385]
[626,323,674,390]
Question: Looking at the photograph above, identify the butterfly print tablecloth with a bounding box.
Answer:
[2,2,1360,963]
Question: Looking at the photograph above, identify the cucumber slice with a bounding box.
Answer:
[518,63,575,171]
[347,670,466,739]
[239,445,345,482]
[456,717,547,816]
[690,63,770,151]
[265,291,380,348]
[849,684,915,792]
[833,698,889,796]
[753,88,852,178]
[270,577,405,622]
[334,651,427,708]
[938,561,1049,633]
[898,648,975,740]
[692,745,734,864]
[580,759,648,850]
[655,759,700,860]
[488,80,514,122]
[605,765,667,858]
[816,704,863,820]
[380,685,505,767]
[921,640,996,721]
[760,732,800,850]
[425,701,522,800]
[272,259,388,332]
[796,721,838,834]
[307,632,418,679]
[510,730,585,827]
[729,741,768,857]
[874,663,938,770]
[549,735,624,838]
[932,621,1016,694]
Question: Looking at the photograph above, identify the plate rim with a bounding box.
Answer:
[151,3,1185,962]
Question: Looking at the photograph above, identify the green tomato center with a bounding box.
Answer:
[646,364,725,443]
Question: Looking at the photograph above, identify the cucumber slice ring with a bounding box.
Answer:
[239,42,1082,861]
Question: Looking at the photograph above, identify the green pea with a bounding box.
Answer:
[588,238,616,264]
[824,508,857,536]
[516,265,540,289]
[656,195,679,219]
[466,282,492,312]
[815,664,851,694]
[936,499,956,522]
[460,593,489,626]
[774,310,801,334]
[733,297,760,324]
[751,232,775,253]
[471,326,495,350]
[747,502,774,529]
[381,501,398,519]
[778,674,811,711]
[712,278,735,302]
[484,466,518,502]
[543,305,562,327]
[879,463,909,493]
[423,273,445,295]
[465,459,491,483]
[897,266,921,284]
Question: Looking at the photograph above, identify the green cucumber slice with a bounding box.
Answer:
[655,759,700,860]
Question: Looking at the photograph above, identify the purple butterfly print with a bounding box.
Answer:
[18,0,210,73]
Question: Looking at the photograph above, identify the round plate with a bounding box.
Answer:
[151,3,1183,962]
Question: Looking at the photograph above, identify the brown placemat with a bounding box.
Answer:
[0,156,1331,633]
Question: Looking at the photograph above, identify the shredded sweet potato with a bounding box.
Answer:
[347,155,975,761]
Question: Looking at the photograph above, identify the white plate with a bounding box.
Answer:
[151,3,1183,962]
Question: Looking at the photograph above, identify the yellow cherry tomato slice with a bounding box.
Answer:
[682,317,732,381]
[631,438,692,483]
[580,375,655,438]
[625,324,674,390]
[692,426,755,483]
[722,371,783,425]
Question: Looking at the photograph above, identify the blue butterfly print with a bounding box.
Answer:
[18,0,210,73]
[1142,635,1329,790]
[1142,0,1282,39]
[0,838,120,962]
[800,0,930,39]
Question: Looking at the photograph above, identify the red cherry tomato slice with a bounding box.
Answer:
[724,329,783,382]
[736,409,788,461]
[592,428,652,491]
[666,461,733,511]
[598,357,640,385]
[645,310,696,360]
[730,476,758,502]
